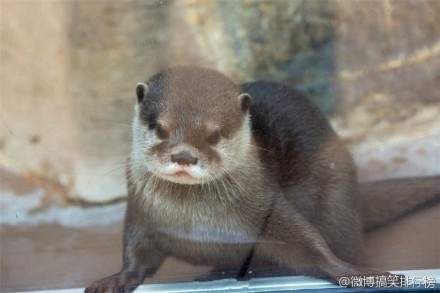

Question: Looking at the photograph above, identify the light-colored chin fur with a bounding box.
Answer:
[130,104,253,187]
[161,175,203,185]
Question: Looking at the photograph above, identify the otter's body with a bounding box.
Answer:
[244,81,361,263]
[86,67,438,293]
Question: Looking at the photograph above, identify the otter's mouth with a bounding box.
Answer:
[160,169,201,185]
[173,171,192,178]
[158,163,213,185]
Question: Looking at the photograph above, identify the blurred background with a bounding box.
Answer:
[1,0,439,291]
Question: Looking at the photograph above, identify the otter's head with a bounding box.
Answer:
[131,66,252,185]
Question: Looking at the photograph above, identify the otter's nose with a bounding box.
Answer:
[171,151,198,166]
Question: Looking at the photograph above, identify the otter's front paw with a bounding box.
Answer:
[85,272,143,293]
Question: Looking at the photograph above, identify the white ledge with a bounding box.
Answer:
[12,269,440,293]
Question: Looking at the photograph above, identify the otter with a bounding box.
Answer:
[85,66,440,293]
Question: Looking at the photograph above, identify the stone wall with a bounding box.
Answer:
[1,0,439,202]
[1,1,78,200]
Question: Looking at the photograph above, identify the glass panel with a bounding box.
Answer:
[1,0,439,292]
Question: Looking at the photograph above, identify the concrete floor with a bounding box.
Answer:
[1,168,439,292]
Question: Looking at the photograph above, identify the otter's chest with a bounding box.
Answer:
[144,191,260,243]
[143,192,260,265]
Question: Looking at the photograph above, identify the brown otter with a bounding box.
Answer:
[85,66,439,293]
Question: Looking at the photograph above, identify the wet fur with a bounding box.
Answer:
[85,67,438,293]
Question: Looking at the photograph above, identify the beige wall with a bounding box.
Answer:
[1,1,79,197]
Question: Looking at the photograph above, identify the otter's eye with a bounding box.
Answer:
[207,130,221,145]
[148,121,157,130]
[155,124,169,139]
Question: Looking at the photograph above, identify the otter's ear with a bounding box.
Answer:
[136,83,149,104]
[238,93,252,113]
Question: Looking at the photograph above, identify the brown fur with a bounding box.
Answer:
[360,176,440,231]
[85,67,438,293]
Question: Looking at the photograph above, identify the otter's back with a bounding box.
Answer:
[242,81,338,184]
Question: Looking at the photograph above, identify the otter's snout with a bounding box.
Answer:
[171,151,198,166]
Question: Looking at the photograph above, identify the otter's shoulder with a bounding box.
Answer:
[240,81,333,139]
[240,81,339,181]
